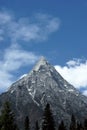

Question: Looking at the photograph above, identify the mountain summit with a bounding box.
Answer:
[0,57,87,129]
[32,56,48,71]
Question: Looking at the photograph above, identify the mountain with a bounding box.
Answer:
[0,56,87,129]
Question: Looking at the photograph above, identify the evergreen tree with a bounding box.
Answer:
[84,119,87,130]
[76,122,83,130]
[76,122,80,130]
[42,103,55,130]
[58,120,66,130]
[24,116,30,130]
[35,121,39,130]
[0,101,18,130]
[0,116,2,130]
[70,114,77,130]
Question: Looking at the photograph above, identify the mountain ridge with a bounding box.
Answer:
[0,56,87,129]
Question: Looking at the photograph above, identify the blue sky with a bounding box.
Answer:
[0,0,87,95]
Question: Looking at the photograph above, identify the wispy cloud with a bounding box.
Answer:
[55,58,87,96]
[0,44,39,92]
[0,10,60,92]
[83,90,87,96]
[0,10,60,44]
[0,11,12,24]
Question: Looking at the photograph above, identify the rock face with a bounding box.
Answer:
[0,56,87,129]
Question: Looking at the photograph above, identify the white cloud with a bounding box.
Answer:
[3,44,38,71]
[55,59,87,94]
[0,10,60,93]
[83,90,87,96]
[0,10,60,43]
[0,44,39,92]
[0,11,12,24]
[66,59,81,67]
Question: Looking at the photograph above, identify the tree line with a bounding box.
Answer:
[0,101,87,130]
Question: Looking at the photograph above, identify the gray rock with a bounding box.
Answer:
[0,56,87,129]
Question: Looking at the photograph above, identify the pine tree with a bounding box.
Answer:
[42,103,55,130]
[76,122,80,130]
[58,120,66,130]
[84,119,87,130]
[24,116,30,130]
[0,116,2,130]
[0,101,18,130]
[76,122,83,130]
[70,114,77,130]
[35,121,39,130]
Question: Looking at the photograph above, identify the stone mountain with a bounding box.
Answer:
[0,56,87,129]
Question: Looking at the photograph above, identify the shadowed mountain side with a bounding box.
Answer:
[0,56,87,129]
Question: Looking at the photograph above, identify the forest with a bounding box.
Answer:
[0,101,87,130]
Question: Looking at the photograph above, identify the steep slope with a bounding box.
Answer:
[0,56,87,129]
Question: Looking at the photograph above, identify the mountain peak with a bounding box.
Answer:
[0,56,87,130]
[38,56,48,64]
[32,56,49,71]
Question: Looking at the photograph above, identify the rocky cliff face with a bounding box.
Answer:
[0,56,87,129]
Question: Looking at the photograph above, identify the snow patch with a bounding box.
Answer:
[11,90,14,94]
[32,98,40,106]
[64,84,67,87]
[76,93,79,96]
[68,89,74,92]
[28,88,40,106]
[59,90,64,92]
[19,74,27,79]
[47,95,50,98]
[28,88,36,98]
[31,80,35,84]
